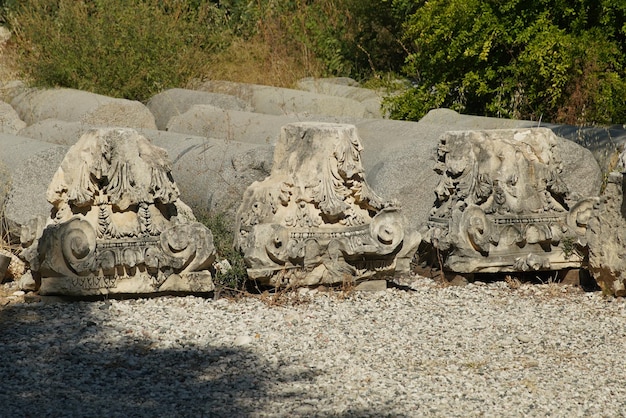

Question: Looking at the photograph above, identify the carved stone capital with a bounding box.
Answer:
[236,122,417,287]
[24,128,216,296]
[424,129,591,274]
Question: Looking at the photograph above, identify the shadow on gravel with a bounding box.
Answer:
[0,300,360,417]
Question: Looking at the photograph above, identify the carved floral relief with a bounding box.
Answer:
[424,128,593,274]
[235,122,418,287]
[23,128,215,296]
[586,168,626,296]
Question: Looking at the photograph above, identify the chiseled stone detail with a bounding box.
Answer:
[586,162,626,296]
[24,128,215,296]
[235,122,418,287]
[423,128,593,274]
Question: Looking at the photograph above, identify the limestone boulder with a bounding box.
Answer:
[0,100,26,134]
[165,105,298,143]
[146,88,252,130]
[549,124,626,174]
[141,129,274,218]
[10,88,157,129]
[191,80,370,118]
[296,77,383,118]
[0,80,28,103]
[18,119,91,145]
[297,77,379,101]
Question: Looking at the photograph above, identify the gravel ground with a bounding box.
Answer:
[1,276,625,418]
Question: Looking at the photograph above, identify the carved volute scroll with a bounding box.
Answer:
[23,128,215,296]
[235,122,419,287]
[423,128,593,274]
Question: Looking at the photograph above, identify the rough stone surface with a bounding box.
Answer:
[18,118,91,145]
[422,128,595,274]
[0,100,26,134]
[0,79,27,103]
[549,124,626,174]
[368,109,603,234]
[296,77,383,118]
[235,122,419,287]
[144,129,274,218]
[0,133,69,240]
[23,128,215,296]
[586,168,626,296]
[10,88,157,129]
[165,105,298,142]
[192,80,371,118]
[146,88,252,130]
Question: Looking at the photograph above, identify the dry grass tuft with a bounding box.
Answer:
[0,38,22,92]
[201,37,323,89]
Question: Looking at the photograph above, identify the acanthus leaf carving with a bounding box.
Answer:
[235,122,416,287]
[424,128,590,274]
[26,128,215,296]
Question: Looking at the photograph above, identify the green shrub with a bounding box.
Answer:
[8,0,229,101]
[234,0,407,81]
[196,211,248,292]
[386,0,626,125]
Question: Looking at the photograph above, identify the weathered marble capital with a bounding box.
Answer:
[23,128,216,296]
[586,168,626,296]
[235,122,419,287]
[423,128,593,274]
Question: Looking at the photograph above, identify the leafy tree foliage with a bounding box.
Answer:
[386,0,626,125]
[4,0,626,126]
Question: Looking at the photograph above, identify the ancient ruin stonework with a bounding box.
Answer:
[423,128,594,274]
[23,128,215,296]
[586,165,626,296]
[235,122,418,287]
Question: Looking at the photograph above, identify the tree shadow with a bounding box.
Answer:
[0,300,328,417]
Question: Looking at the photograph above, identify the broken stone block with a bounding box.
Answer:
[23,128,215,296]
[422,128,595,274]
[235,122,419,288]
[586,167,626,296]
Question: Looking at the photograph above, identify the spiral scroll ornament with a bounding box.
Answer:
[59,218,97,274]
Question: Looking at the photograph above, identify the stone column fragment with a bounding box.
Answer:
[586,159,626,296]
[423,128,594,274]
[23,128,215,296]
[235,122,419,287]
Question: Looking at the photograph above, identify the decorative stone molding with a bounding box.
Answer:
[235,122,418,287]
[423,128,593,274]
[23,128,215,296]
[586,165,626,296]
